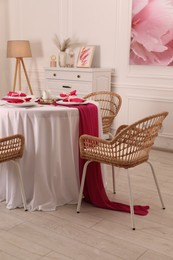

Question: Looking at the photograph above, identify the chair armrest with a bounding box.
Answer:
[80,134,110,159]
[115,124,128,134]
[80,134,109,147]
[0,134,24,144]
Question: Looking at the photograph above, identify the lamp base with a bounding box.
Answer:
[13,58,33,95]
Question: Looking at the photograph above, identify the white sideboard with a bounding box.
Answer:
[44,67,112,97]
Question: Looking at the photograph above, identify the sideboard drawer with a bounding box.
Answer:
[45,70,93,82]
[46,80,92,97]
[45,67,112,98]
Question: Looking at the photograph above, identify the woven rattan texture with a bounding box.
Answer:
[84,91,122,134]
[80,112,168,169]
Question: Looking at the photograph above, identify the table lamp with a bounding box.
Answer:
[7,40,33,94]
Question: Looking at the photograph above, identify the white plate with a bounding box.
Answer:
[0,100,7,106]
[56,100,88,105]
[5,101,37,107]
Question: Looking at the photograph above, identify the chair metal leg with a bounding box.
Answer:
[77,160,92,213]
[12,160,27,211]
[146,160,165,209]
[127,169,135,230]
[108,132,114,139]
[112,165,116,194]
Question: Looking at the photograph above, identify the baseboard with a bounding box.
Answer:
[152,146,173,153]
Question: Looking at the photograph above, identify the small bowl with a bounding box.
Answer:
[39,98,56,105]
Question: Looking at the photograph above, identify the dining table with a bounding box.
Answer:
[0,101,102,211]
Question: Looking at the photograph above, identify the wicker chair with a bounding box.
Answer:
[77,112,168,230]
[0,134,27,210]
[83,91,122,138]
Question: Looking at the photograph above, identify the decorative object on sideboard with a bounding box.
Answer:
[7,40,33,95]
[53,35,72,67]
[53,35,71,52]
[53,34,81,67]
[66,49,75,67]
[58,51,67,68]
[50,55,57,67]
[76,45,95,68]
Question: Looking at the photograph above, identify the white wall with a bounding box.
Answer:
[1,0,173,150]
[0,0,11,96]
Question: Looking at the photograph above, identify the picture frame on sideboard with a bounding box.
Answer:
[76,45,95,68]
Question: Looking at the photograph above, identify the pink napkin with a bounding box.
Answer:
[2,97,31,103]
[59,90,77,98]
[2,91,31,103]
[7,91,27,97]
[59,90,84,102]
[63,97,85,102]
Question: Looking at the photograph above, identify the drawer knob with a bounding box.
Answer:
[53,73,56,77]
[77,75,80,78]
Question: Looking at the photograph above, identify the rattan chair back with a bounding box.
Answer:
[80,112,168,168]
[83,91,122,134]
[0,134,24,163]
[0,134,27,210]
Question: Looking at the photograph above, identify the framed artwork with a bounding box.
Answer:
[76,45,95,68]
[130,0,173,66]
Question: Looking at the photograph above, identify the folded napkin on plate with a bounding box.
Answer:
[63,97,85,102]
[7,91,27,97]
[2,91,31,103]
[59,90,77,98]
[2,97,31,103]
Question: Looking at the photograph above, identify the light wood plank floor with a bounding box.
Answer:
[0,149,173,260]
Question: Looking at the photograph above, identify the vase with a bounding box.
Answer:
[58,51,67,67]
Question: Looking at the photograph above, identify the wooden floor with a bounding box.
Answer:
[0,149,173,260]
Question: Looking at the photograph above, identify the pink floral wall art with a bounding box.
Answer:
[130,0,173,65]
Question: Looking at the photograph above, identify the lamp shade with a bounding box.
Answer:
[7,40,32,58]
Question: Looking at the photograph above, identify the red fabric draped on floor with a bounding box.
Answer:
[77,103,149,216]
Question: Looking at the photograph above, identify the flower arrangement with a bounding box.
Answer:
[53,34,81,52]
[53,34,81,67]
[53,35,71,52]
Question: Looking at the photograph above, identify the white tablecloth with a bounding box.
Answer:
[0,104,81,211]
